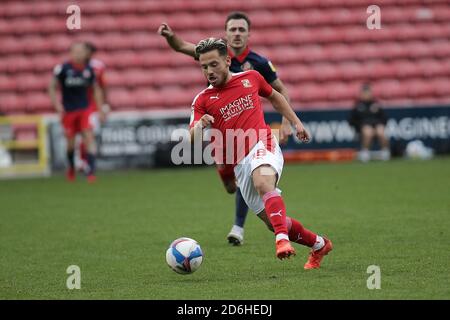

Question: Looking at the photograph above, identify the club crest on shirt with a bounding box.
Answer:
[241,61,254,71]
[83,69,91,78]
[241,79,252,88]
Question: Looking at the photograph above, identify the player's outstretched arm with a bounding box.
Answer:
[157,23,197,58]
[270,78,293,144]
[267,90,310,143]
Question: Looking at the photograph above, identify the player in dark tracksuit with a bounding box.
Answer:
[158,12,294,245]
[349,83,390,162]
[48,42,104,182]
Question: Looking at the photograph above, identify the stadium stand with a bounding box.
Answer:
[0,0,449,114]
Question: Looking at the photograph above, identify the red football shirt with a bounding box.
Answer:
[189,70,274,165]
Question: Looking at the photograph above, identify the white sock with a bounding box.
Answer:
[312,235,325,251]
[231,225,244,235]
[275,233,289,242]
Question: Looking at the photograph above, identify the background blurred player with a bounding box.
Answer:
[158,12,294,246]
[77,41,110,174]
[48,42,104,182]
[349,83,390,162]
[190,38,332,268]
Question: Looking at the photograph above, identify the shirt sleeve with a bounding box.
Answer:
[189,93,205,128]
[254,59,278,84]
[53,64,64,81]
[253,70,273,98]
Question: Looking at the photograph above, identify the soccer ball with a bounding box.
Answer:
[166,237,203,274]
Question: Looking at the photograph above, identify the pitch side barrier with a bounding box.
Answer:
[45,105,450,171]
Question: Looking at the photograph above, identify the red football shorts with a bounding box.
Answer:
[62,109,92,138]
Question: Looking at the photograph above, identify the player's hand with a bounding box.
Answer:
[196,114,214,129]
[279,117,293,145]
[295,121,310,143]
[157,23,174,38]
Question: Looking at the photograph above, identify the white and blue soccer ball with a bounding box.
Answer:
[166,237,203,274]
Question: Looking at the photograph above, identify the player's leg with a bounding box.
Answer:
[78,140,88,171]
[62,112,77,181]
[79,110,99,173]
[217,164,249,245]
[66,136,76,181]
[249,140,332,267]
[359,124,374,162]
[252,164,295,259]
[80,110,97,182]
[375,124,390,160]
[216,164,237,194]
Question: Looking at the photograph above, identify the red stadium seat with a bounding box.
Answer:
[2,55,34,74]
[324,44,355,62]
[31,54,60,73]
[417,59,447,78]
[278,65,313,83]
[1,0,449,113]
[290,84,324,103]
[365,61,397,80]
[25,92,52,113]
[431,78,450,97]
[0,76,17,91]
[430,40,450,59]
[311,63,339,82]
[326,82,356,101]
[393,60,422,79]
[16,74,50,92]
[337,62,366,81]
[376,80,407,99]
[0,37,23,54]
[133,88,166,109]
[109,89,136,110]
[380,42,408,60]
[0,94,26,113]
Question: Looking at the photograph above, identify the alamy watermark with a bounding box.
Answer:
[170,127,278,166]
[66,265,81,289]
[367,5,381,29]
[66,5,81,30]
[366,265,381,289]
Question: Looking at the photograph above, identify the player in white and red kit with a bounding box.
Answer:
[189,38,332,267]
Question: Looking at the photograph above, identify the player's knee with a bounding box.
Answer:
[375,126,386,138]
[361,126,374,138]
[223,180,237,194]
[253,180,275,197]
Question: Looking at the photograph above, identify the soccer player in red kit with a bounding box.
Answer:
[189,38,332,268]
[159,12,293,246]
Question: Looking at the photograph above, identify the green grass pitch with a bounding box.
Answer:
[1,157,449,299]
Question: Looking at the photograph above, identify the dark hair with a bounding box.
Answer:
[225,11,251,30]
[84,41,97,54]
[195,38,228,57]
